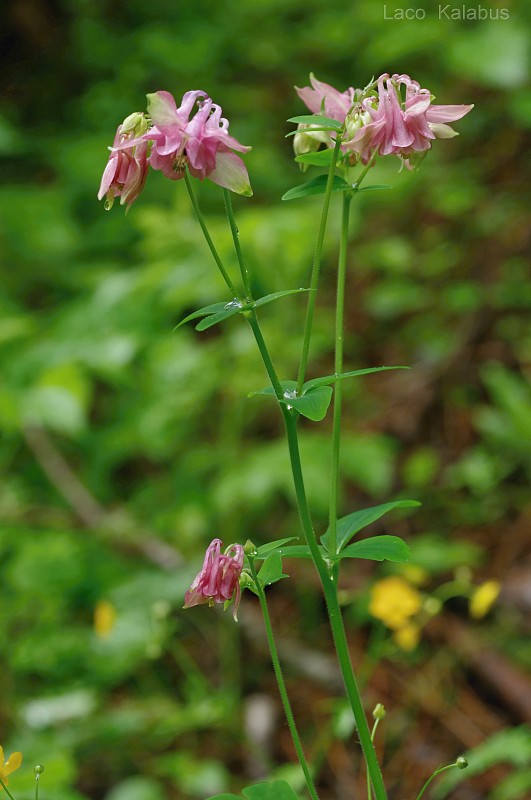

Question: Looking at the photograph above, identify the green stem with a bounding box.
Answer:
[246,311,285,401]
[415,763,458,800]
[282,413,387,800]
[223,189,252,299]
[297,137,343,393]
[248,555,320,800]
[186,182,284,406]
[328,191,353,559]
[367,718,381,800]
[0,778,17,800]
[184,171,240,298]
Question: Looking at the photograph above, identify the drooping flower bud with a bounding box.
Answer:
[184,538,245,620]
[97,112,150,211]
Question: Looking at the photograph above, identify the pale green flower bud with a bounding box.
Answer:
[120,111,150,137]
[344,107,372,141]
[293,124,322,158]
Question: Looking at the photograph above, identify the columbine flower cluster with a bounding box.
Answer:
[98,90,252,210]
[183,538,244,620]
[295,72,473,169]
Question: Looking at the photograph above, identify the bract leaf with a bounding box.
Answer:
[253,288,310,308]
[295,150,335,166]
[321,500,421,553]
[255,537,298,558]
[289,385,333,421]
[174,301,231,330]
[287,114,343,130]
[282,175,350,201]
[248,379,297,399]
[303,365,410,392]
[258,551,288,587]
[356,184,392,193]
[338,535,410,563]
[195,306,243,331]
[277,545,325,560]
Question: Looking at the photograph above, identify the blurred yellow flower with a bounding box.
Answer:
[469,580,501,619]
[393,623,421,652]
[94,599,117,638]
[0,746,22,785]
[401,564,429,586]
[369,576,422,630]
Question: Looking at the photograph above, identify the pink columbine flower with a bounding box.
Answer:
[98,112,149,210]
[143,90,252,196]
[184,538,244,620]
[344,73,473,167]
[295,73,356,123]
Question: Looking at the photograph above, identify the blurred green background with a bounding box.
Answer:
[1,1,530,799]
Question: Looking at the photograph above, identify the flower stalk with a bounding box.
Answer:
[247,554,320,800]
[327,189,353,560]
[297,136,343,393]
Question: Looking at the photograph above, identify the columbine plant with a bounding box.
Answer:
[98,73,473,800]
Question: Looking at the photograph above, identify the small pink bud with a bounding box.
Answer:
[184,539,245,620]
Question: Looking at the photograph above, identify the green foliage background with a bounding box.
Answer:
[1,1,530,799]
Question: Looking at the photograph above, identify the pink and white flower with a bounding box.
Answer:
[344,73,473,166]
[184,538,244,620]
[98,112,149,210]
[295,73,355,123]
[145,90,252,196]
[295,72,473,168]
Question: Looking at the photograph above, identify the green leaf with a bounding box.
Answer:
[287,114,343,130]
[258,551,288,587]
[248,382,332,421]
[248,380,297,399]
[253,288,310,308]
[339,535,410,563]
[174,302,229,330]
[303,365,410,392]
[206,795,242,800]
[255,538,298,557]
[294,150,335,167]
[321,500,421,553]
[206,783,300,800]
[277,545,324,560]
[356,184,392,193]
[289,385,333,421]
[243,780,300,800]
[195,306,243,331]
[282,175,350,201]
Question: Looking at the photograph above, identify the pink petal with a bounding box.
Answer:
[97,155,119,199]
[426,104,474,123]
[146,91,181,127]
[208,151,252,196]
